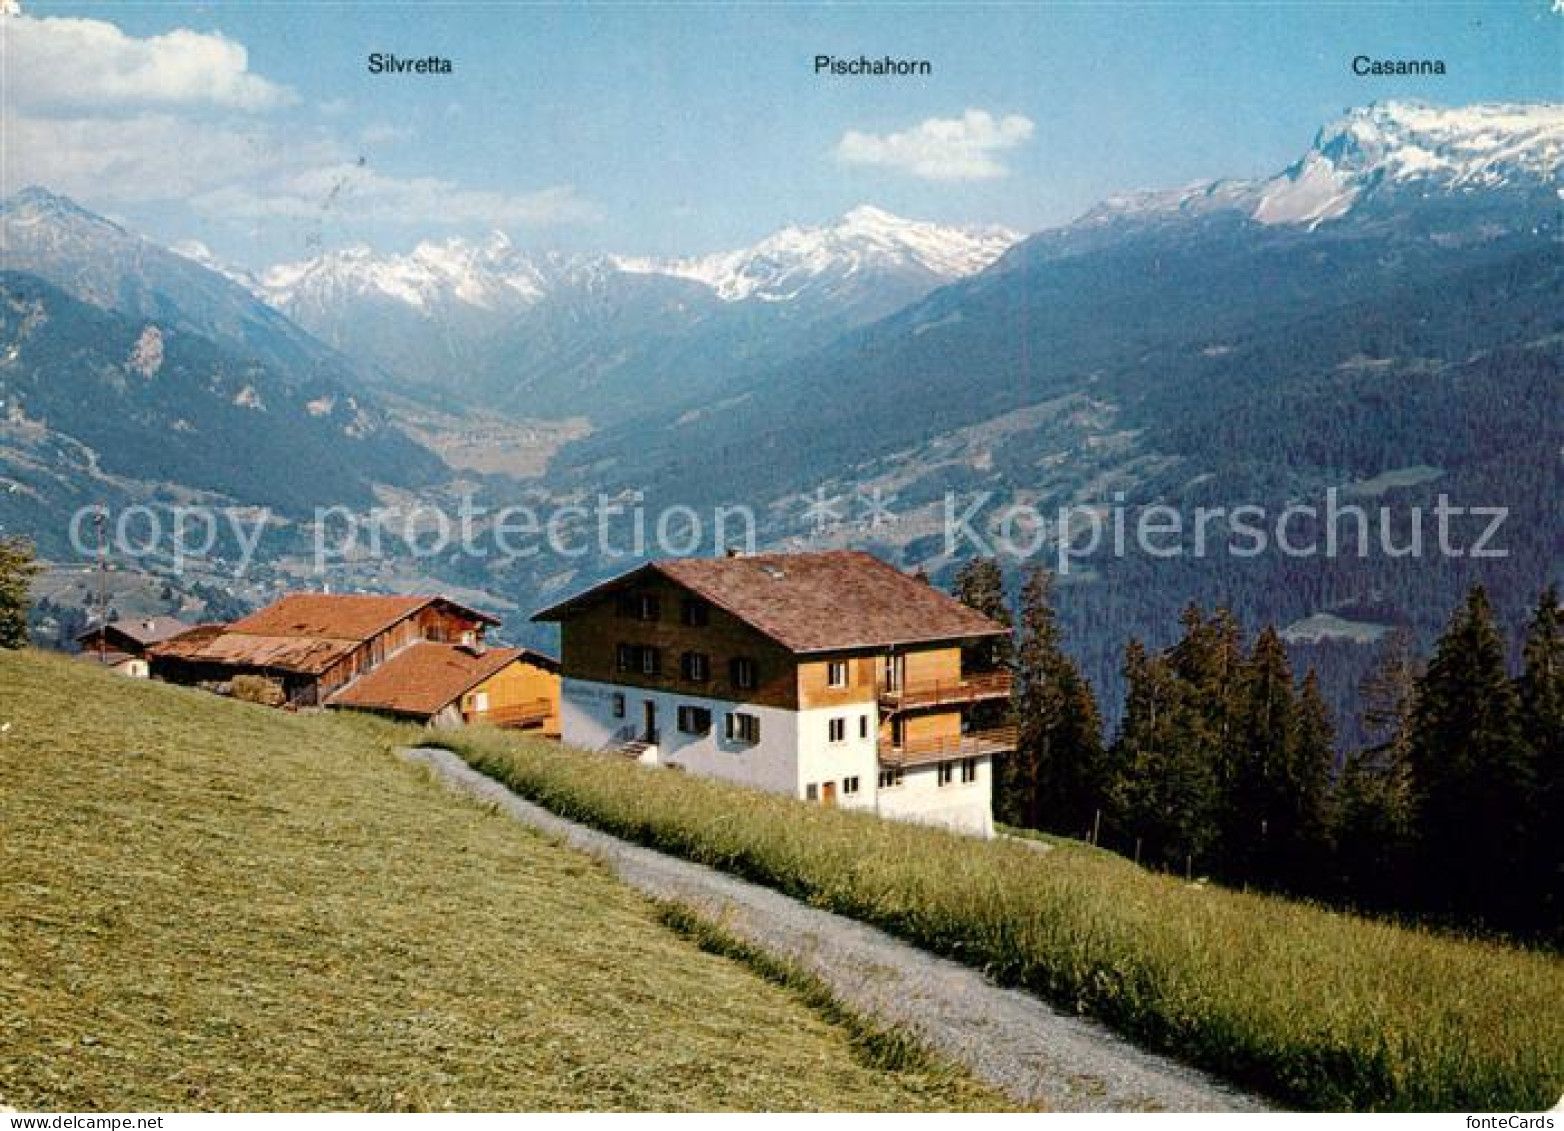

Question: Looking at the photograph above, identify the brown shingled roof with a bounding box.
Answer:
[146,594,501,676]
[228,593,492,641]
[150,631,362,675]
[77,616,193,650]
[534,551,1008,654]
[327,642,545,718]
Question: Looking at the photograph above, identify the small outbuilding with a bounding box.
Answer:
[76,616,195,678]
[327,641,560,732]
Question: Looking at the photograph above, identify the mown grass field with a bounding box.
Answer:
[440,726,1564,1112]
[0,650,1001,1112]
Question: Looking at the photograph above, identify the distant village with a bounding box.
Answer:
[76,550,1014,837]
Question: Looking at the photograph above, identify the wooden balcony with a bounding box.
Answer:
[879,725,1019,768]
[878,669,1012,712]
[479,698,554,730]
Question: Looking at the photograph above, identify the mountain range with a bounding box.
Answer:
[3,99,1560,738]
[242,205,1019,421]
[0,188,443,548]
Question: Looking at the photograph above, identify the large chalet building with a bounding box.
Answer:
[534,550,1015,836]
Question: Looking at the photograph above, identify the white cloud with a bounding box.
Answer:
[836,110,1036,181]
[3,111,334,200]
[190,164,598,228]
[2,10,598,237]
[359,122,414,146]
[2,11,294,110]
[6,108,595,231]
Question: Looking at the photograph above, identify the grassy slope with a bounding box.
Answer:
[0,651,999,1112]
[440,727,1564,1113]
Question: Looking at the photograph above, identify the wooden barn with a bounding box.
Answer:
[147,593,501,707]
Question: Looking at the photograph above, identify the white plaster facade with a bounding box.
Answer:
[560,675,993,836]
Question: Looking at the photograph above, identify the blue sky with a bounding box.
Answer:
[6,2,1560,266]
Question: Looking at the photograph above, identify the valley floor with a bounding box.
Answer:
[0,650,998,1111]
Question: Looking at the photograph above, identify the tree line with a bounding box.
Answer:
[953,558,1561,942]
[0,537,39,650]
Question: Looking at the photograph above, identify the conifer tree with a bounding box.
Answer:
[1008,568,1106,837]
[0,536,40,650]
[1331,629,1417,908]
[1409,586,1530,922]
[1110,639,1218,872]
[1517,586,1563,930]
[951,557,1013,671]
[1287,669,1336,892]
[1224,626,1298,883]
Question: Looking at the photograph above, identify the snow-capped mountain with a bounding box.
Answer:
[0,189,445,537]
[256,233,603,320]
[0,186,369,384]
[1084,101,1564,230]
[614,205,1018,303]
[247,207,1022,415]
[255,206,1017,319]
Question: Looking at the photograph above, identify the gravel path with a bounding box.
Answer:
[398,746,1267,1113]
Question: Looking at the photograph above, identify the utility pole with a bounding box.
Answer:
[95,505,108,663]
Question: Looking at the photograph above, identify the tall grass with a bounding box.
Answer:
[0,651,1001,1111]
[441,727,1564,1112]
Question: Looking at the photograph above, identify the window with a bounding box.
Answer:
[617,593,660,621]
[725,712,760,744]
[470,690,489,713]
[859,715,869,740]
[938,763,955,787]
[730,656,757,690]
[878,768,904,790]
[843,776,860,796]
[805,783,819,802]
[828,717,846,743]
[677,705,712,735]
[618,644,662,676]
[611,693,626,719]
[882,653,903,692]
[680,651,710,682]
[961,757,978,783]
[681,597,709,626]
[827,659,848,688]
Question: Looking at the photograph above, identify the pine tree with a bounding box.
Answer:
[1109,639,1219,873]
[1409,586,1530,923]
[1223,626,1298,884]
[1287,670,1336,893]
[950,557,1013,671]
[0,536,40,650]
[1516,586,1563,932]
[1009,567,1106,837]
[1331,629,1417,909]
[1331,746,1414,910]
[1360,628,1418,754]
